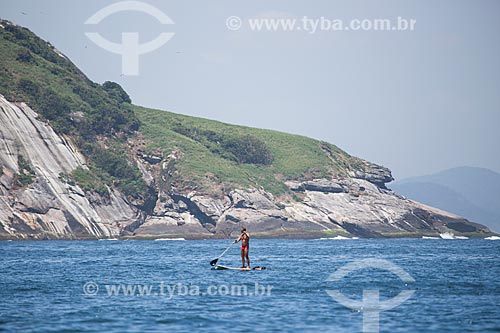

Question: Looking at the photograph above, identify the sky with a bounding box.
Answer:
[1,0,499,180]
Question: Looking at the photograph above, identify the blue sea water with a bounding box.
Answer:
[0,238,499,333]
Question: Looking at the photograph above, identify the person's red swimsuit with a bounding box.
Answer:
[241,245,249,251]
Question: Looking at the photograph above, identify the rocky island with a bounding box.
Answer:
[0,19,493,239]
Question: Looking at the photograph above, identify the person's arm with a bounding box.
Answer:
[233,235,241,244]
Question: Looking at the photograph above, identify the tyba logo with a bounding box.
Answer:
[326,258,416,333]
[85,1,175,75]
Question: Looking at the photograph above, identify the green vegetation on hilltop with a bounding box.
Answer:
[135,106,359,196]
[0,20,146,199]
[0,21,138,136]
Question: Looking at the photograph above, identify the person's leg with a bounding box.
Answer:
[241,249,245,268]
[245,248,250,268]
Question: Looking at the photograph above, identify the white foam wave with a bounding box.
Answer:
[440,233,468,240]
[318,236,359,240]
[154,238,186,241]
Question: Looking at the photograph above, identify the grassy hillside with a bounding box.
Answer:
[0,19,367,200]
[0,20,137,136]
[135,106,362,196]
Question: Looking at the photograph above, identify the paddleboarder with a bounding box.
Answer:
[233,228,250,269]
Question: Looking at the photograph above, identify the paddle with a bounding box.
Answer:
[210,241,235,266]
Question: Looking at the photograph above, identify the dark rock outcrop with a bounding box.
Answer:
[352,161,394,188]
[288,179,346,193]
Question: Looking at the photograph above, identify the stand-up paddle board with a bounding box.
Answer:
[213,265,266,271]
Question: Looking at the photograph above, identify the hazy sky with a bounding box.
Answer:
[1,0,499,179]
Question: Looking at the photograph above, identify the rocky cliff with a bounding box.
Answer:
[0,96,137,238]
[0,19,494,239]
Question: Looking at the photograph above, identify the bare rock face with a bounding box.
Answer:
[127,176,491,239]
[0,96,137,239]
[229,188,276,210]
[190,195,228,221]
[286,177,491,237]
[132,214,212,236]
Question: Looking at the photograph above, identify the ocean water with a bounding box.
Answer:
[0,238,499,333]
